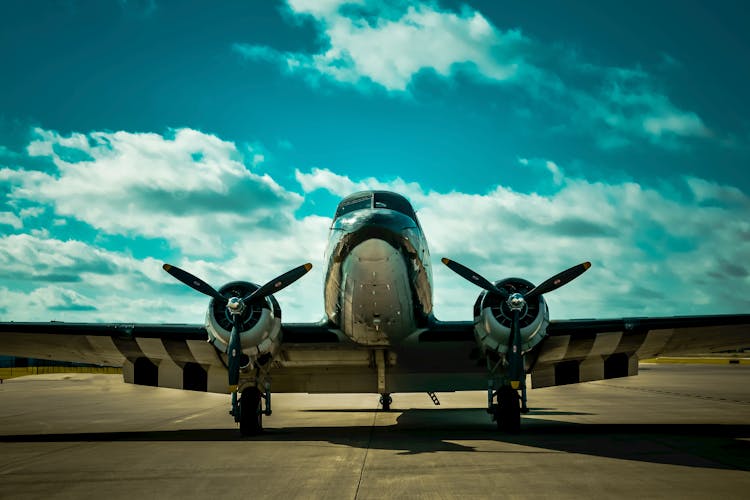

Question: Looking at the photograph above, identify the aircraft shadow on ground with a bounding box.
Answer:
[1,407,748,471]
[301,407,591,416]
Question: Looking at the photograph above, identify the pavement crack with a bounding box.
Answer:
[353,408,378,500]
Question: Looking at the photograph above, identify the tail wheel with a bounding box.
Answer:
[239,387,263,436]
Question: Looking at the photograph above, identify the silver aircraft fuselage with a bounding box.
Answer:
[323,191,433,346]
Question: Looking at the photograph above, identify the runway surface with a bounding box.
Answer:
[1,363,749,499]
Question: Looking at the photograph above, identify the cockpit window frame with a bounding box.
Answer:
[333,191,418,223]
[372,192,418,221]
[334,193,372,219]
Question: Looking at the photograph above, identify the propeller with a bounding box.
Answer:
[162,262,313,390]
[509,307,523,386]
[524,261,591,300]
[227,321,242,386]
[441,258,591,389]
[441,258,509,298]
[162,264,227,303]
[241,263,313,303]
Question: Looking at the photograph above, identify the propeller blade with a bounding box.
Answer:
[242,263,313,303]
[227,320,242,389]
[441,258,508,298]
[508,309,524,390]
[162,263,227,303]
[524,261,591,300]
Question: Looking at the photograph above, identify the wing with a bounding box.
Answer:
[413,315,750,391]
[264,314,750,394]
[0,322,207,365]
[0,320,486,394]
[531,314,750,388]
[3,314,748,394]
[0,322,340,393]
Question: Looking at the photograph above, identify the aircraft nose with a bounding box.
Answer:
[350,238,399,262]
[330,209,419,265]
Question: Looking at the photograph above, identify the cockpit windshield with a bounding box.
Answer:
[373,192,417,221]
[335,194,372,218]
[334,191,417,222]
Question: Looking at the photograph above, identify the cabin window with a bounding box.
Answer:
[335,194,372,218]
[373,192,417,221]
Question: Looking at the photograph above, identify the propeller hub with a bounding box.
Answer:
[226,297,245,316]
[508,293,526,311]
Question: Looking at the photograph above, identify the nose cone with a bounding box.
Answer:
[340,234,416,346]
[350,238,400,262]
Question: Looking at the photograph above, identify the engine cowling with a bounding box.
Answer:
[205,281,282,364]
[473,277,549,355]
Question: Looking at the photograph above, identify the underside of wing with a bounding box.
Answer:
[0,322,227,390]
[0,322,347,394]
[260,321,488,394]
[531,314,750,388]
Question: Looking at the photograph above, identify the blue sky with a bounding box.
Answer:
[1,0,748,323]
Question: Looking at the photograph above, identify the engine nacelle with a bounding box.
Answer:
[205,281,282,365]
[473,277,549,356]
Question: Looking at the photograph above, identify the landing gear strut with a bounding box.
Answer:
[521,384,530,414]
[379,393,392,411]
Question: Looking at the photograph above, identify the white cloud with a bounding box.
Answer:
[2,127,747,324]
[295,167,358,195]
[0,233,206,322]
[0,212,22,229]
[518,157,564,186]
[236,0,711,148]
[685,176,748,205]
[29,285,97,311]
[286,0,352,17]
[0,223,328,322]
[643,111,709,138]
[584,69,711,147]
[5,128,303,256]
[237,0,526,92]
[19,206,44,219]
[0,128,324,323]
[0,233,164,286]
[295,167,424,198]
[295,167,750,319]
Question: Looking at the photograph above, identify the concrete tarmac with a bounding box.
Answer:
[1,363,749,499]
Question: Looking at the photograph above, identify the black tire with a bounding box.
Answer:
[379,393,392,411]
[239,387,263,436]
[495,386,521,432]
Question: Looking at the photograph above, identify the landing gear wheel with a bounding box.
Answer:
[239,387,263,436]
[379,393,392,411]
[494,386,521,433]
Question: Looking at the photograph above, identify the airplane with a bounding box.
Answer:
[1,190,748,436]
